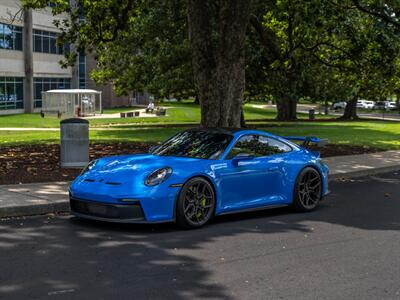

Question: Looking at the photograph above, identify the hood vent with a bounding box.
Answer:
[83,179,121,185]
[105,181,121,186]
[84,179,95,182]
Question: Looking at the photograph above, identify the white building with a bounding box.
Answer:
[0,0,88,115]
[1,0,142,117]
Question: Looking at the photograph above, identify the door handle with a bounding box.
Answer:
[268,166,279,172]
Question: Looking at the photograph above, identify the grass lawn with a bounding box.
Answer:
[1,120,399,150]
[260,121,400,149]
[0,127,184,145]
[0,102,333,128]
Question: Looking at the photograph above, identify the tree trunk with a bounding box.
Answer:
[194,95,200,104]
[249,15,300,121]
[324,97,329,115]
[187,0,251,128]
[339,97,358,120]
[276,96,297,121]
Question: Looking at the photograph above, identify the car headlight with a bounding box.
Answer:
[81,160,98,175]
[145,167,172,186]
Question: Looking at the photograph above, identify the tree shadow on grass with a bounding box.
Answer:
[0,173,399,299]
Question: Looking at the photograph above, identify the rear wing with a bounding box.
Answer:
[282,136,329,147]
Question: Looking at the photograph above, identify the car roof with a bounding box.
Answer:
[184,128,300,150]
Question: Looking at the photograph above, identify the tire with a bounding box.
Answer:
[176,177,216,229]
[292,167,322,212]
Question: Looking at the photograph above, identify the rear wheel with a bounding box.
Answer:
[176,177,215,229]
[292,167,322,212]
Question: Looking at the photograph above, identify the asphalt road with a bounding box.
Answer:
[1,173,400,300]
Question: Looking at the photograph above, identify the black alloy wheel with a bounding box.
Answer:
[292,167,322,211]
[176,177,215,228]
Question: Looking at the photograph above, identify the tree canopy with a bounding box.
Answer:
[23,0,400,124]
[248,0,400,119]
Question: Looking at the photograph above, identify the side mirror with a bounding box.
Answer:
[232,153,254,166]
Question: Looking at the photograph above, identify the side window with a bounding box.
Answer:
[226,135,291,159]
[226,135,259,159]
[259,136,292,155]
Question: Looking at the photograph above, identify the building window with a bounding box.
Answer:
[0,23,23,51]
[0,77,24,110]
[34,78,71,108]
[79,52,86,89]
[33,29,67,55]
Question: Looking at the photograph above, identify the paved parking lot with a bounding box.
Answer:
[1,172,400,299]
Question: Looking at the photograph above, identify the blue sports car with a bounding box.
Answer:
[69,128,329,228]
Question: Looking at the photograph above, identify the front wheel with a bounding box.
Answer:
[176,177,215,229]
[292,167,322,212]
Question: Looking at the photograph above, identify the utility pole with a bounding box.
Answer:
[23,7,34,113]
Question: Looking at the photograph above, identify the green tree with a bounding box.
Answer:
[24,0,194,100]
[90,0,194,100]
[23,0,400,123]
[247,0,400,120]
[24,0,252,127]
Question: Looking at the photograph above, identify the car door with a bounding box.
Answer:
[215,134,291,213]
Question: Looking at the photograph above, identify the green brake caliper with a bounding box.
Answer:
[196,197,207,219]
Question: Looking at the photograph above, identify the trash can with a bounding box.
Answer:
[60,118,89,168]
[309,109,315,120]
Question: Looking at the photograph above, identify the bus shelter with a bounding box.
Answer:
[41,89,102,118]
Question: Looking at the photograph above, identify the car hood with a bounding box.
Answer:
[79,154,208,183]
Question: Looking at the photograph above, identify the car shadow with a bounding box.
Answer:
[0,173,399,299]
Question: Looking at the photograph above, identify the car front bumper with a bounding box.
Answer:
[70,197,150,223]
[69,177,181,223]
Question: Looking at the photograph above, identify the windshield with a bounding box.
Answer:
[151,130,233,159]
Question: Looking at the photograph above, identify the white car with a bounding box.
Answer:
[356,100,374,109]
[356,100,365,108]
[363,100,375,109]
[374,101,397,110]
[332,101,346,110]
[387,101,397,110]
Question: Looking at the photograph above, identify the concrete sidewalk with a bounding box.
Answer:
[1,150,400,218]
[326,150,400,179]
[0,182,69,218]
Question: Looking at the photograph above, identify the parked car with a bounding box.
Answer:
[69,128,329,228]
[363,100,375,109]
[356,100,367,108]
[356,100,375,109]
[387,101,397,110]
[332,101,346,110]
[373,101,387,110]
[356,100,365,109]
[374,101,397,111]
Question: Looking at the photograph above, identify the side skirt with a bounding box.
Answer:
[216,204,290,216]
